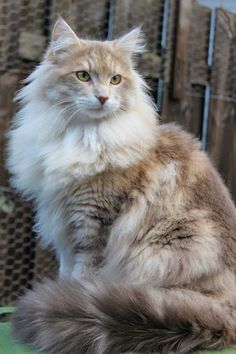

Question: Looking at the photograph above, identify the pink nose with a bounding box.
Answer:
[96,96,109,106]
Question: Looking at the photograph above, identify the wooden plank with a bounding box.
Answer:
[162,0,177,85]
[207,9,236,202]
[113,0,163,51]
[113,0,163,79]
[217,105,236,202]
[161,0,204,138]
[172,0,193,99]
[162,89,204,138]
[190,1,211,86]
[210,8,235,98]
[208,100,236,202]
[207,8,235,162]
[112,0,131,35]
[70,0,108,39]
[51,0,108,39]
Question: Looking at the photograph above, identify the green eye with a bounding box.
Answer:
[110,74,122,85]
[76,71,90,82]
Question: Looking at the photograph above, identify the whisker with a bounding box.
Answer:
[53,103,78,121]
[50,99,74,108]
[44,99,76,115]
[117,104,128,113]
[66,108,82,122]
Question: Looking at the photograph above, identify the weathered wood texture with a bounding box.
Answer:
[163,1,235,201]
[207,9,236,201]
[0,0,236,305]
[162,0,206,138]
[173,0,193,99]
[0,0,235,201]
[113,0,164,78]
[51,0,109,39]
[113,0,163,51]
[189,1,211,86]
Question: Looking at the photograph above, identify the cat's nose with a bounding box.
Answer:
[96,96,109,106]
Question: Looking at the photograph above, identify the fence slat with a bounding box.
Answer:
[162,0,204,139]
[207,9,236,200]
[113,0,164,79]
[172,0,192,99]
[51,0,108,39]
[190,1,211,86]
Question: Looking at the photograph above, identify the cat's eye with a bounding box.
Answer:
[110,74,122,85]
[76,71,91,82]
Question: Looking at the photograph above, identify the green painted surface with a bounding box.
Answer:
[0,307,41,354]
[0,322,40,354]
[1,307,236,354]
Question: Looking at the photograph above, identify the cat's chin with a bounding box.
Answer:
[81,108,116,122]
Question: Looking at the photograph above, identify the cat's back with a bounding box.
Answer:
[157,123,236,213]
[157,123,201,163]
[153,122,209,196]
[156,123,236,259]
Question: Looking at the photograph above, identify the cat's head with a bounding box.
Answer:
[33,18,146,123]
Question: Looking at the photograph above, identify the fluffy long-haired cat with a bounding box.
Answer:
[7,18,236,354]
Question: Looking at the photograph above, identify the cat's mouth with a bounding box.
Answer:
[90,106,104,111]
[82,102,119,120]
[85,106,112,120]
[88,104,113,114]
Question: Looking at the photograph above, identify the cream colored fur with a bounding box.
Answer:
[7,19,158,277]
[9,19,236,354]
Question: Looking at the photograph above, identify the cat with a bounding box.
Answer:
[7,18,236,354]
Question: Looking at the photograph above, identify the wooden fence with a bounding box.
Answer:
[0,0,236,305]
[0,0,235,200]
[162,0,236,201]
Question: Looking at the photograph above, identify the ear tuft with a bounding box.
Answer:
[50,17,79,58]
[114,27,145,57]
[52,17,77,42]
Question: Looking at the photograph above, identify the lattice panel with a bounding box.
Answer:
[0,0,236,306]
[0,187,57,306]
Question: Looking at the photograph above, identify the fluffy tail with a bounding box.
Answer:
[12,279,236,354]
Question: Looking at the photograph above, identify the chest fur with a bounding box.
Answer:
[64,172,131,231]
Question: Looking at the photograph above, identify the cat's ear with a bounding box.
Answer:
[48,17,82,59]
[114,27,145,58]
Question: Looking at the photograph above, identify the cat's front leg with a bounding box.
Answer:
[49,232,75,279]
[70,222,106,280]
[71,243,105,279]
[72,254,94,279]
[36,206,75,279]
[58,246,75,279]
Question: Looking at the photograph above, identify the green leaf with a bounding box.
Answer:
[0,192,14,214]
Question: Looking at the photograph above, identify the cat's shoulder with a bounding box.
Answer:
[156,123,201,160]
[155,123,213,181]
